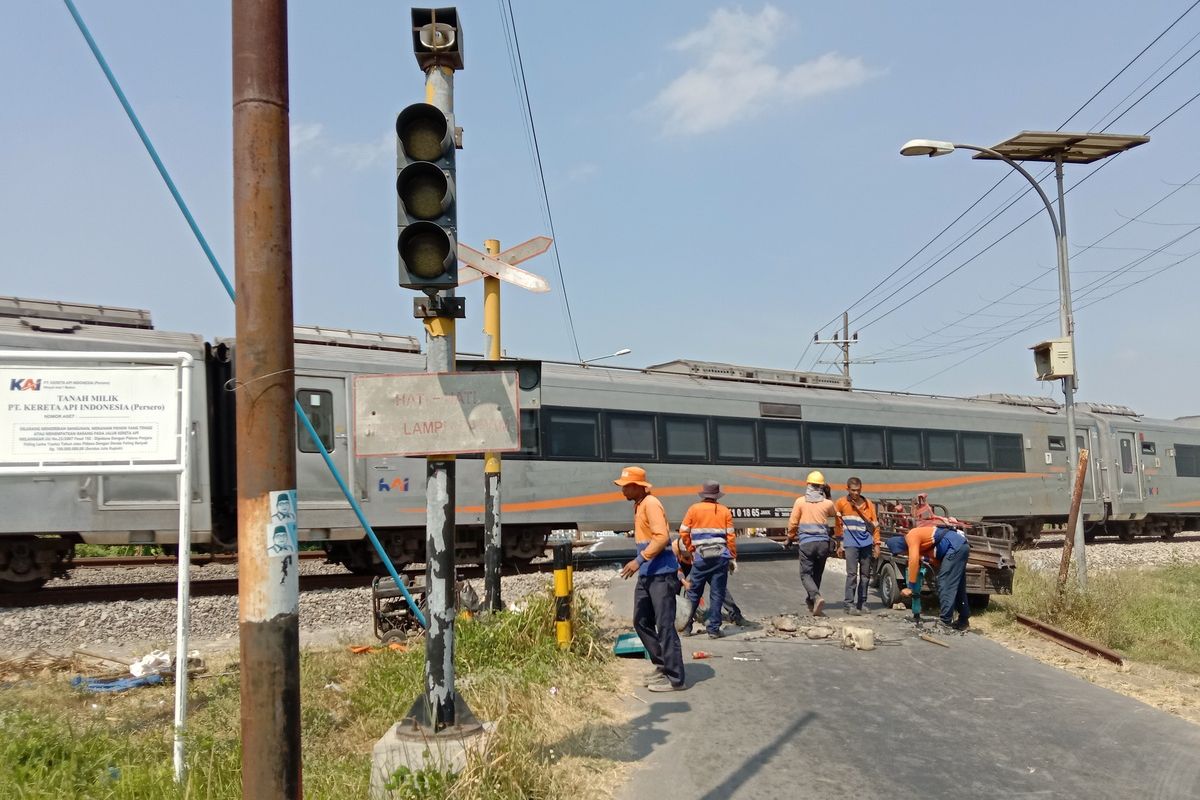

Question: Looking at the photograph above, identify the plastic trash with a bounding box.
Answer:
[129,650,171,678]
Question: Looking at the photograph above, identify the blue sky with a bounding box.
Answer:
[4,1,1199,418]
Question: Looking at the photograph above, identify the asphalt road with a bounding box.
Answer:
[604,558,1200,800]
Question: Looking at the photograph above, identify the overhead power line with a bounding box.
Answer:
[497,0,584,362]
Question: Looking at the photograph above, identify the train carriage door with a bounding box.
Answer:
[295,378,352,504]
[1115,430,1144,504]
[1075,431,1098,502]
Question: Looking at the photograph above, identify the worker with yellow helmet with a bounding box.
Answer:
[785,470,838,616]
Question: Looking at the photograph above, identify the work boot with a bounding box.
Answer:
[952,619,971,632]
[731,615,749,627]
[642,666,663,682]
[847,606,862,616]
[933,621,956,635]
[857,605,870,616]
[645,673,670,688]
[681,627,698,637]
[707,629,723,640]
[647,681,687,693]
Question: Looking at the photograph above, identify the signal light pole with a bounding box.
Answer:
[398,6,477,736]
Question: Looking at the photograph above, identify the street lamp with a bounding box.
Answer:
[581,347,632,367]
[900,131,1149,586]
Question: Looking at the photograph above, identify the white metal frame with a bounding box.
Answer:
[0,350,194,782]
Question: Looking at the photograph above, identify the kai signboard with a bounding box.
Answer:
[0,365,180,464]
[353,371,520,457]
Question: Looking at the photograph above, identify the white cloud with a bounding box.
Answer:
[289,122,391,173]
[651,5,876,136]
[566,162,600,181]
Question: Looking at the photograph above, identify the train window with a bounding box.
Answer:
[925,431,958,469]
[807,424,846,466]
[763,422,802,463]
[518,410,539,457]
[663,416,709,461]
[961,433,991,470]
[714,420,757,462]
[1175,444,1200,477]
[296,389,334,453]
[607,413,657,460]
[992,434,1024,471]
[850,428,885,467]
[1047,436,1066,451]
[1141,441,1156,456]
[888,430,923,468]
[545,409,600,459]
[1119,439,1134,474]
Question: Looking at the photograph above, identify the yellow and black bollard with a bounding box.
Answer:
[553,543,573,649]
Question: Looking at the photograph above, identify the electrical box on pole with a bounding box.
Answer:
[1031,338,1074,380]
[396,102,458,292]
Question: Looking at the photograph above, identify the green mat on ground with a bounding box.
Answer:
[613,631,649,659]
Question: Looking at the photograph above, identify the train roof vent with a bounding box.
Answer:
[293,324,421,354]
[645,359,851,390]
[970,393,1061,410]
[1079,402,1140,417]
[0,296,153,329]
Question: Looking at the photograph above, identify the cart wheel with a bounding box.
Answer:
[967,594,990,611]
[877,562,899,608]
[381,629,408,646]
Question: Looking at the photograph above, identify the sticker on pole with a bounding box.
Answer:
[0,365,180,465]
[267,489,298,558]
[354,371,520,457]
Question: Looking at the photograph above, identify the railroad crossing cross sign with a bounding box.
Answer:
[457,236,552,293]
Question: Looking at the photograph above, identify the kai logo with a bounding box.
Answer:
[377,477,411,492]
[9,378,41,391]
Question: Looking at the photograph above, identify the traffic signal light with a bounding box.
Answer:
[396,102,457,292]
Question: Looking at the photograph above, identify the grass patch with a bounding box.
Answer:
[74,544,162,558]
[989,563,1200,674]
[0,591,622,799]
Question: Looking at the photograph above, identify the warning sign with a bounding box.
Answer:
[0,365,180,464]
[354,371,520,457]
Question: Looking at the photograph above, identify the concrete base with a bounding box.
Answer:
[369,720,496,799]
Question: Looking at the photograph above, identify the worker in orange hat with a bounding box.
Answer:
[785,470,838,616]
[615,466,686,692]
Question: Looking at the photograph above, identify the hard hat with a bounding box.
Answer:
[806,470,826,485]
[613,466,652,488]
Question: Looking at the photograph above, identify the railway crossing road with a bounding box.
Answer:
[604,559,1200,799]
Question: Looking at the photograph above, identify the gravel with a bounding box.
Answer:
[0,562,620,658]
[1018,533,1200,573]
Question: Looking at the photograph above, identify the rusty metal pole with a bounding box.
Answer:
[1057,449,1090,593]
[233,1,301,796]
[483,239,503,612]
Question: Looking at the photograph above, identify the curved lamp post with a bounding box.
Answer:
[901,131,1149,586]
[581,347,632,367]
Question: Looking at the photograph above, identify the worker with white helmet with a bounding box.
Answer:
[785,470,838,616]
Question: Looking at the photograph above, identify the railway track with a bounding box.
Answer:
[5,547,794,608]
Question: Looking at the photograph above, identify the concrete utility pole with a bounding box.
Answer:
[482,238,503,613]
[813,312,859,380]
[232,0,301,796]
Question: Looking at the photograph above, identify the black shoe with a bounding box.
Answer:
[731,616,749,627]
[707,630,723,639]
[682,628,698,637]
[952,620,971,632]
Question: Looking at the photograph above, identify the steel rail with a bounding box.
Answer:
[1014,612,1125,665]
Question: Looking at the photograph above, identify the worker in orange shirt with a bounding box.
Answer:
[615,466,686,692]
[834,477,880,616]
[899,524,972,632]
[785,470,837,616]
[678,480,737,639]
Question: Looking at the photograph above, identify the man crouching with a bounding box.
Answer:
[616,466,687,692]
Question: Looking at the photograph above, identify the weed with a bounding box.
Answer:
[990,563,1200,674]
[0,590,623,799]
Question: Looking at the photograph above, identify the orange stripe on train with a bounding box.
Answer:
[398,484,799,515]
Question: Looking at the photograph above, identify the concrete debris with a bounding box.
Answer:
[842,626,876,651]
[804,625,835,640]
[772,616,799,633]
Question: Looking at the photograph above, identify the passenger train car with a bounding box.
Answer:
[1,296,1198,591]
